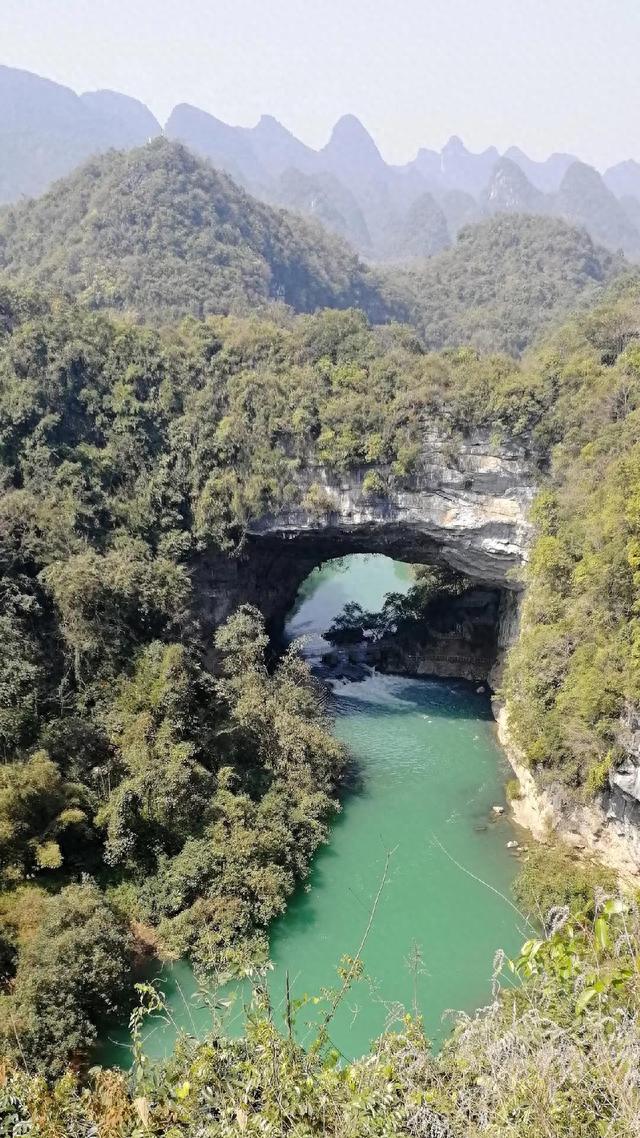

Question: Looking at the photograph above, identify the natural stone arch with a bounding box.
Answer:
[194,429,536,677]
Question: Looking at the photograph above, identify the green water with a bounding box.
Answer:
[101,555,525,1066]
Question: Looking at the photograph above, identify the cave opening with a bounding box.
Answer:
[195,518,522,689]
[281,552,505,687]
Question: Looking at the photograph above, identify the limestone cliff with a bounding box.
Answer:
[193,428,534,638]
[247,429,535,588]
[495,705,640,881]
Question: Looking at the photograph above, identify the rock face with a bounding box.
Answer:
[481,157,545,215]
[248,430,534,586]
[493,644,640,880]
[495,706,640,881]
[193,428,535,641]
[610,705,640,829]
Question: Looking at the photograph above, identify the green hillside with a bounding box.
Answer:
[392,213,624,354]
[0,138,388,322]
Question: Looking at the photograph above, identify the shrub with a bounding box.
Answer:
[0,883,133,1077]
[2,899,640,1138]
[513,844,618,917]
[362,470,386,498]
[302,482,335,517]
[505,777,522,801]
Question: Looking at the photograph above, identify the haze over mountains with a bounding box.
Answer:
[2,63,640,265]
[0,65,160,201]
[0,136,620,358]
[0,138,389,323]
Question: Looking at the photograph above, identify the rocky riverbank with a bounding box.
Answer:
[494,704,640,882]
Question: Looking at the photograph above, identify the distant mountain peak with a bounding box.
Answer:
[326,114,381,154]
[604,158,640,200]
[439,137,500,196]
[562,159,603,186]
[556,160,640,257]
[321,114,386,184]
[0,64,160,201]
[505,145,575,163]
[166,103,266,184]
[248,112,317,178]
[80,89,161,143]
[559,159,633,201]
[255,113,288,134]
[482,156,543,213]
[168,102,228,129]
[1,60,639,266]
[332,112,369,133]
[251,113,307,149]
[444,135,467,154]
[609,158,640,175]
[505,145,578,193]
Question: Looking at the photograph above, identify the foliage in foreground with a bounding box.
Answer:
[2,899,639,1137]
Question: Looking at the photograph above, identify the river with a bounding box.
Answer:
[101,554,525,1066]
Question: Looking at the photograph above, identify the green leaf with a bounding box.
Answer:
[575,987,598,1016]
[594,916,610,950]
[603,898,625,917]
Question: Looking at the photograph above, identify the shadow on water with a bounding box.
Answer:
[334,675,496,721]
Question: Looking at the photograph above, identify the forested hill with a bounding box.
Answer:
[4,64,640,265]
[0,137,388,322]
[391,213,625,356]
[0,144,627,354]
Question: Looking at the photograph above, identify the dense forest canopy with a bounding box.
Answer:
[0,139,632,359]
[394,213,625,355]
[1,274,640,1075]
[0,138,388,323]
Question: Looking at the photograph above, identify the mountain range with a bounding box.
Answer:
[0,136,621,358]
[2,63,640,263]
[0,138,388,322]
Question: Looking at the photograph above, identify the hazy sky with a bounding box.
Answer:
[3,0,639,168]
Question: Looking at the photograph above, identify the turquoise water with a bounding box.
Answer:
[101,555,525,1065]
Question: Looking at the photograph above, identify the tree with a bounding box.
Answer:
[1,883,132,1076]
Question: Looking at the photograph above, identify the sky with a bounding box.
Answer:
[2,0,639,169]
